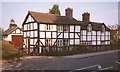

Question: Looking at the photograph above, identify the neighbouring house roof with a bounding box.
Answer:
[2,27,23,36]
[78,21,111,31]
[23,11,80,25]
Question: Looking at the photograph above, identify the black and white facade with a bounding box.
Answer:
[22,8,110,53]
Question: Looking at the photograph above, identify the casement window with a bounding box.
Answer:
[75,26,80,32]
[46,24,50,30]
[58,25,63,32]
[70,26,74,32]
[63,39,69,46]
[57,39,63,46]
[64,25,69,32]
[46,39,51,46]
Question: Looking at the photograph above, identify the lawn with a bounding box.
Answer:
[2,40,20,60]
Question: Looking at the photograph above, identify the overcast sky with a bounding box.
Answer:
[1,1,119,30]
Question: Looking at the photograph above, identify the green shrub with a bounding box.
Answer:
[2,40,20,60]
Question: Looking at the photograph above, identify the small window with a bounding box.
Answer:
[46,24,50,30]
[29,24,31,30]
[64,25,69,32]
[57,39,63,47]
[46,39,51,46]
[58,25,63,32]
[102,25,105,32]
[87,24,92,32]
[63,39,69,46]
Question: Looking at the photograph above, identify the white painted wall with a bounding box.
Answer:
[4,28,23,41]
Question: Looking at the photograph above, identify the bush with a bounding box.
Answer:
[2,40,20,60]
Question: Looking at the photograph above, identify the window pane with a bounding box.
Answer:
[46,32,51,38]
[52,32,56,38]
[70,39,74,45]
[64,33,68,38]
[92,41,96,45]
[97,35,100,40]
[70,33,74,38]
[34,23,37,29]
[92,36,96,40]
[75,33,79,38]
[92,31,96,35]
[75,39,79,44]
[70,26,74,32]
[75,26,80,32]
[83,30,86,35]
[83,36,86,41]
[97,41,101,45]
[40,32,45,38]
[87,36,91,41]
[35,31,38,37]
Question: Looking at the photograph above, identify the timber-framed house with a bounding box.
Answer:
[22,8,111,54]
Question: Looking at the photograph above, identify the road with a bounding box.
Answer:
[2,50,120,71]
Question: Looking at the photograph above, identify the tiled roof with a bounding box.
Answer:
[2,27,23,35]
[78,21,111,31]
[28,11,80,25]
[23,11,110,31]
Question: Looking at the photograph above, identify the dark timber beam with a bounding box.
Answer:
[37,23,40,53]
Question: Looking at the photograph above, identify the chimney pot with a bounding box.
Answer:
[65,7,73,17]
[82,12,90,21]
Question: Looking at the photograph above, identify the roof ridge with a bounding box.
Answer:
[29,11,60,16]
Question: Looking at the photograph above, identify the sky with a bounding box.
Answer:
[1,1,119,30]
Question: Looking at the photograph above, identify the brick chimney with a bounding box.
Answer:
[9,19,17,28]
[65,8,73,17]
[82,12,90,21]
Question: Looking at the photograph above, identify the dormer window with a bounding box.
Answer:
[102,25,105,32]
[87,24,92,32]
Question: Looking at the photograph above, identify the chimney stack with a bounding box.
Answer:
[82,12,90,21]
[65,7,73,17]
[9,19,17,28]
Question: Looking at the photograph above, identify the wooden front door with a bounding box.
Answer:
[12,35,23,48]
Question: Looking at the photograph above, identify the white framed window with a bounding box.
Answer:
[63,39,69,46]
[70,33,74,38]
[92,41,96,45]
[75,33,79,38]
[46,39,51,46]
[75,26,80,32]
[92,36,96,40]
[57,39,63,46]
[70,39,74,45]
[70,26,74,32]
[40,32,45,38]
[58,25,63,32]
[83,30,86,35]
[64,25,69,32]
[87,36,91,41]
[75,39,79,44]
